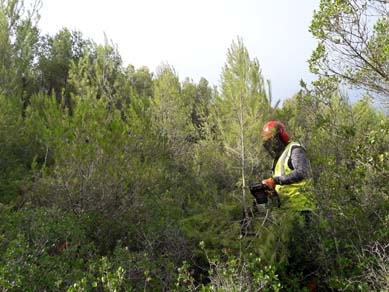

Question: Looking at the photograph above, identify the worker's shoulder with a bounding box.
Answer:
[288,142,307,153]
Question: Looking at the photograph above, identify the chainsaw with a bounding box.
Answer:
[249,182,281,208]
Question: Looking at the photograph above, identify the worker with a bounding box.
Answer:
[260,120,317,292]
[261,121,315,212]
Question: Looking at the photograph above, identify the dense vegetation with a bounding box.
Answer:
[0,0,387,291]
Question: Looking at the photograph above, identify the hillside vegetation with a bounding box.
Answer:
[0,0,388,291]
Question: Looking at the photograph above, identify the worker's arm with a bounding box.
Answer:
[273,146,311,185]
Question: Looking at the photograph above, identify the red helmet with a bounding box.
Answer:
[262,121,289,143]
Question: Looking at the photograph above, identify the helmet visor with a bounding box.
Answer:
[263,135,284,158]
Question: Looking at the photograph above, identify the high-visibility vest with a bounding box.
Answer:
[274,142,316,211]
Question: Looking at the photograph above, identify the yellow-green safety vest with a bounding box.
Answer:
[274,142,316,211]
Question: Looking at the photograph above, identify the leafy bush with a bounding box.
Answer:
[175,242,282,292]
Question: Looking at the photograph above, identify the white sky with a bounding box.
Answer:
[28,0,321,103]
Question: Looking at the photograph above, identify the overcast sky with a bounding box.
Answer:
[29,0,321,103]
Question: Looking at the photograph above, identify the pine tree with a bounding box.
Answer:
[151,63,194,156]
[0,0,40,115]
[217,38,272,222]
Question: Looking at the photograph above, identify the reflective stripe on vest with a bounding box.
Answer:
[274,142,315,211]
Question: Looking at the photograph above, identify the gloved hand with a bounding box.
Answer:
[262,177,276,189]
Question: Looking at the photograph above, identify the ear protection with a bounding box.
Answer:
[278,123,289,143]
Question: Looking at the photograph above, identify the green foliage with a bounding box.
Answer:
[66,257,130,292]
[217,37,273,217]
[280,78,388,291]
[309,0,389,102]
[0,94,42,203]
[0,206,97,291]
[175,243,282,292]
[0,0,40,97]
[130,65,154,99]
[180,204,243,250]
[37,28,90,112]
[0,1,387,290]
[151,63,195,153]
